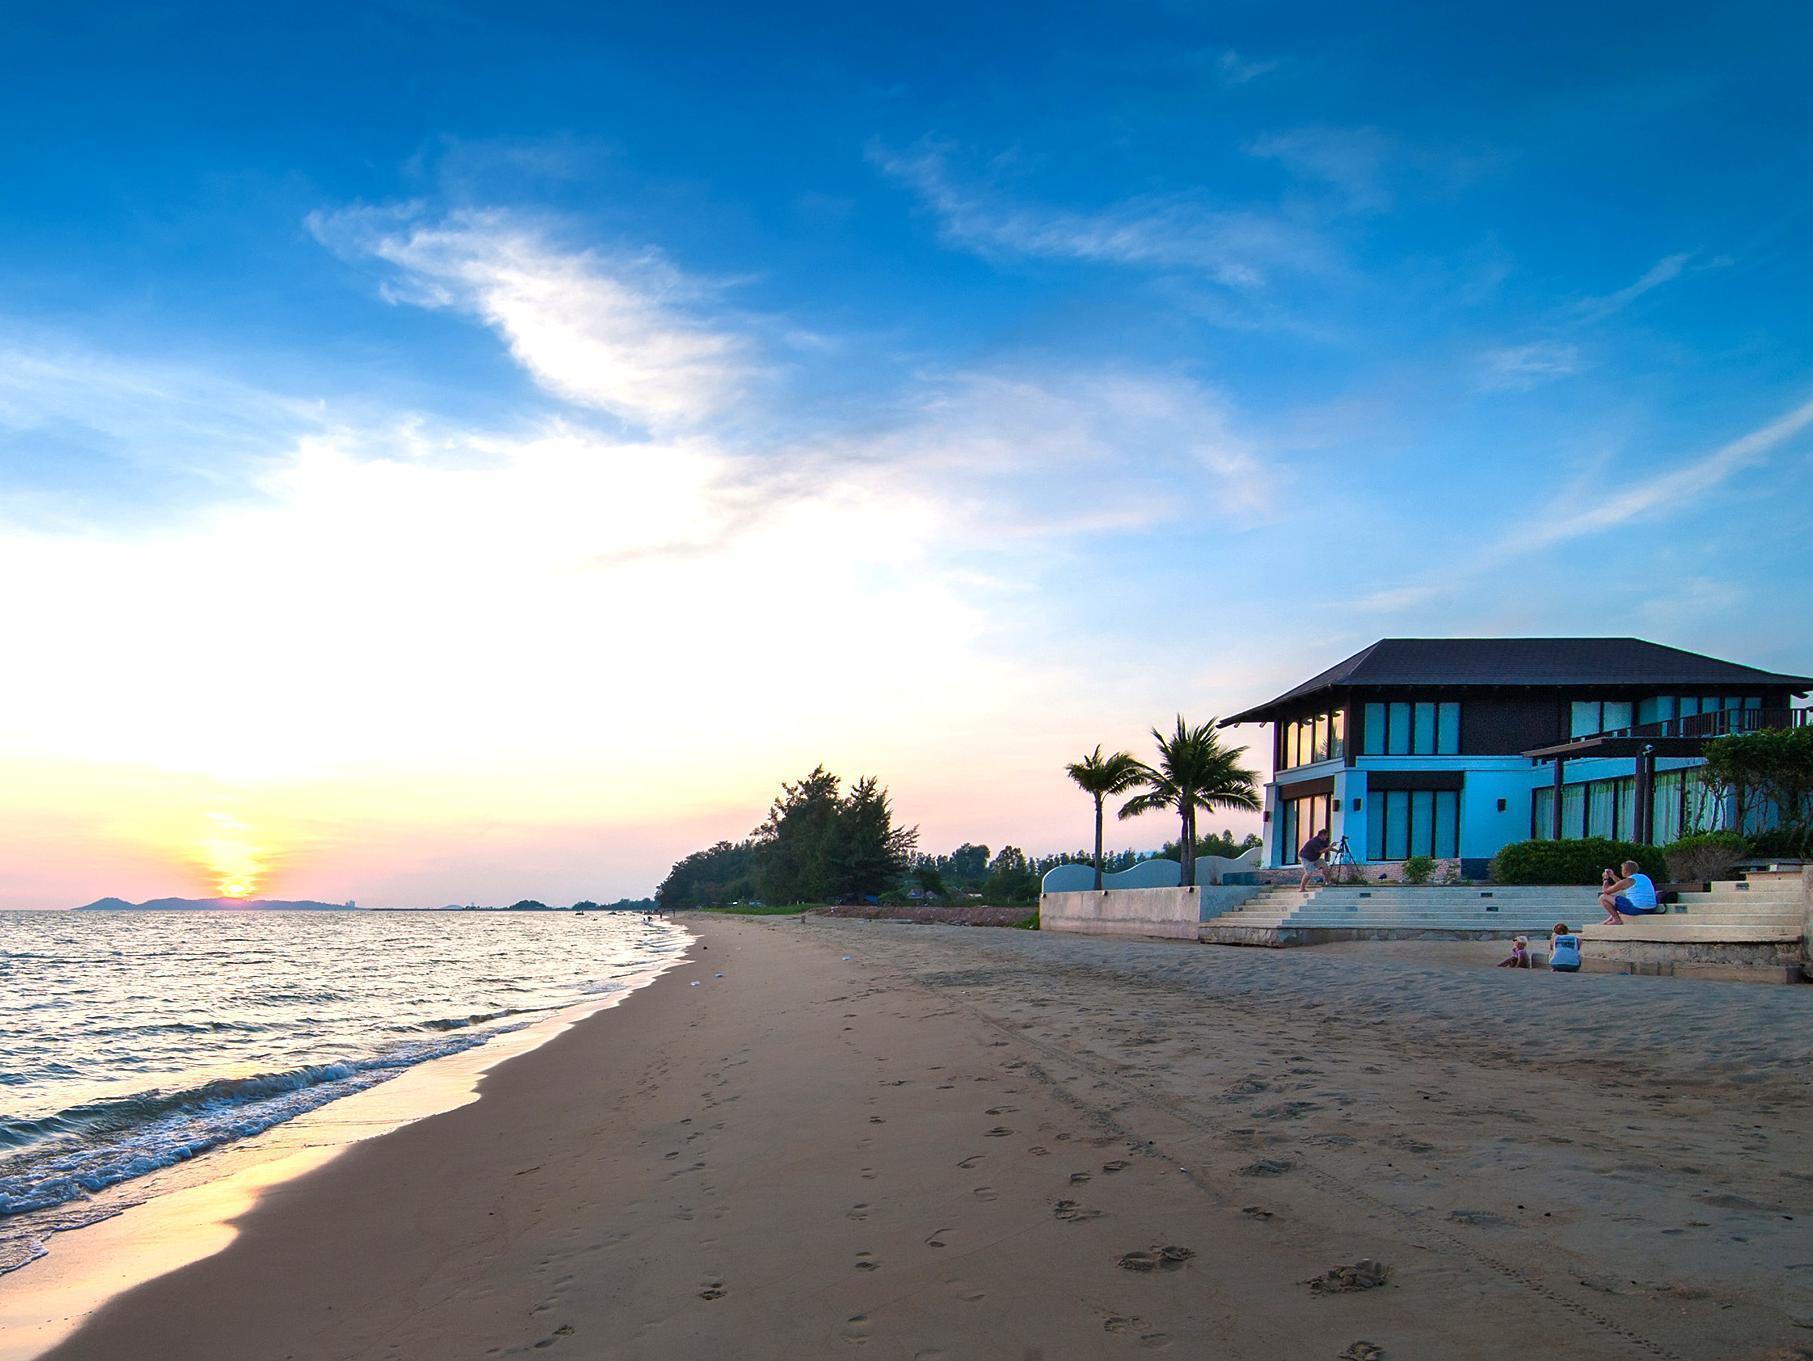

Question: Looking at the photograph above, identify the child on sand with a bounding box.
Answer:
[1496,936,1530,968]
[1548,923,1582,973]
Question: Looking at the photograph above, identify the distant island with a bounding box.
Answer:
[75,896,358,912]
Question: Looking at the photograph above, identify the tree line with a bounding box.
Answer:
[654,734,1262,911]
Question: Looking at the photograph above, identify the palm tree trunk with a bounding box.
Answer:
[1179,804,1196,888]
[1093,795,1105,890]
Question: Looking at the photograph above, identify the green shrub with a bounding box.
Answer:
[1663,831,1750,883]
[1015,909,1040,930]
[1748,827,1813,859]
[1489,838,1665,886]
[1401,855,1435,885]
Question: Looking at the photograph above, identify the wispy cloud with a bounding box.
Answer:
[1246,126,1392,211]
[1475,341,1584,391]
[1572,251,1697,323]
[869,143,1332,289]
[310,206,755,433]
[1204,47,1280,86]
[1508,392,1813,553]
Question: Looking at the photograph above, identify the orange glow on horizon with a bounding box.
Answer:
[198,810,266,899]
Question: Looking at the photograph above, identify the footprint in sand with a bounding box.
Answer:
[840,1314,871,1346]
[972,1186,998,1201]
[1117,1246,1195,1273]
[957,1154,985,1169]
[984,1126,1014,1138]
[985,1106,1019,1115]
[1070,1172,1093,1184]
[860,1167,878,1180]
[847,1204,870,1221]
[1053,1199,1102,1223]
[946,1278,986,1302]
[698,1278,726,1301]
[854,1252,880,1271]
[1102,1160,1131,1174]
[924,1228,952,1248]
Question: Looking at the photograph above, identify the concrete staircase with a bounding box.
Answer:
[1198,871,1808,967]
[1200,883,1593,944]
[1580,869,1805,945]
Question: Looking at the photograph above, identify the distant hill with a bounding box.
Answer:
[75,896,357,912]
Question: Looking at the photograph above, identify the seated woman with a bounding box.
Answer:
[1548,924,1582,973]
[1600,859,1661,925]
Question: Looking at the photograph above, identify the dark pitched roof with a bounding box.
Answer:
[1221,638,1813,725]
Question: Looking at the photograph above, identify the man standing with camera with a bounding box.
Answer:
[1298,827,1331,891]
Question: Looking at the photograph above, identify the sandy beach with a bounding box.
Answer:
[19,916,1813,1361]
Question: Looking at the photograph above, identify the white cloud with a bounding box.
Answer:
[1246,126,1392,211]
[1572,251,1695,323]
[1476,341,1583,391]
[870,144,1332,289]
[1212,48,1280,86]
[1506,392,1813,554]
[310,206,754,432]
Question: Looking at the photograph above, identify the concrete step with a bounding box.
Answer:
[1580,922,1803,943]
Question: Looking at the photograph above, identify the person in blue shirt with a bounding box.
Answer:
[1600,859,1661,925]
[1548,923,1582,972]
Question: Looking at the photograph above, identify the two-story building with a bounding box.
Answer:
[1220,638,1811,873]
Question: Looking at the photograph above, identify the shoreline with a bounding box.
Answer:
[0,924,692,1360]
[11,915,1810,1359]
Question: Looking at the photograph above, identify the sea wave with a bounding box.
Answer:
[0,1033,505,1219]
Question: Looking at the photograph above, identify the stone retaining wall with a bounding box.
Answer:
[1039,885,1260,940]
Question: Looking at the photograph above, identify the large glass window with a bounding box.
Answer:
[1366,785,1461,861]
[1570,701,1601,738]
[1278,792,1333,864]
[1587,781,1615,837]
[1360,699,1462,755]
[1561,784,1586,838]
[1280,707,1345,770]
[1532,786,1554,839]
[1651,771,1682,844]
[1387,703,1411,755]
[1603,701,1633,732]
[1434,790,1459,857]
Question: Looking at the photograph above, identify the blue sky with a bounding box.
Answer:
[1,3,1810,905]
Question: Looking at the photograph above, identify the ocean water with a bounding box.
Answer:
[0,908,687,1272]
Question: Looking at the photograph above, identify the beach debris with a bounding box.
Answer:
[714,971,725,977]
[1240,1158,1295,1177]
[1117,1245,1194,1273]
[690,980,701,986]
[1338,1344,1383,1361]
[1053,1200,1102,1223]
[1307,1259,1392,1294]
[842,955,852,960]
[1446,1209,1506,1227]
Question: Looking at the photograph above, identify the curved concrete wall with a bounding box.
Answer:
[1040,847,1261,894]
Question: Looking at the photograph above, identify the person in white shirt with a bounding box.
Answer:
[1600,859,1660,925]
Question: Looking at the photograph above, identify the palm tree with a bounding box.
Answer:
[1064,745,1144,891]
[1119,716,1261,887]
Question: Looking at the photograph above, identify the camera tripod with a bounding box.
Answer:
[1307,834,1362,886]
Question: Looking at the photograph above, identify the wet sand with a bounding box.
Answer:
[25,916,1813,1360]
